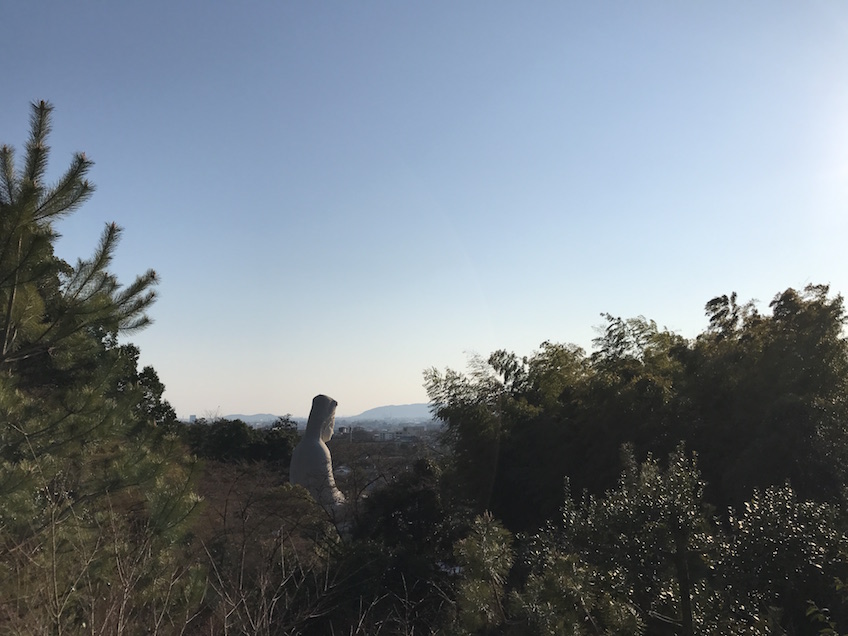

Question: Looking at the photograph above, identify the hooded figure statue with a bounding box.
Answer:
[289,394,346,508]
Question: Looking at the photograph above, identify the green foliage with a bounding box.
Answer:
[0,102,200,633]
[507,448,848,636]
[723,485,848,633]
[511,448,706,635]
[328,458,465,634]
[685,284,848,507]
[355,458,456,551]
[454,513,514,633]
[510,550,643,636]
[430,294,848,633]
[177,416,299,464]
[425,357,512,513]
[427,284,848,531]
[425,343,586,530]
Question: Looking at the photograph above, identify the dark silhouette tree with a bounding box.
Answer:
[427,285,848,532]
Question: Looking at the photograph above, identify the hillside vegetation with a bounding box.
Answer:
[2,102,847,635]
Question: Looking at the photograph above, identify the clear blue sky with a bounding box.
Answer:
[2,2,847,417]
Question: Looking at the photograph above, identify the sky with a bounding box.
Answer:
[2,2,848,417]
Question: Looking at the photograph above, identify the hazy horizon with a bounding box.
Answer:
[4,2,848,417]
[218,402,433,421]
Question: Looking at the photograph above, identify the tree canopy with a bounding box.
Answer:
[426,284,848,531]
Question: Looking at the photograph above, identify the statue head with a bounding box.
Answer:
[305,394,338,442]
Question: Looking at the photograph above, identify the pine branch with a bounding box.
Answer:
[33,153,95,222]
[23,101,52,186]
[64,223,120,300]
[0,145,15,205]
[12,251,157,361]
[113,269,158,332]
[117,313,154,334]
[89,222,119,278]
[0,228,56,291]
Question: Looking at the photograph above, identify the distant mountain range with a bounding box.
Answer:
[223,403,434,425]
[346,403,433,421]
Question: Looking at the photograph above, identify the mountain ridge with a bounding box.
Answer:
[221,403,433,423]
[347,403,432,421]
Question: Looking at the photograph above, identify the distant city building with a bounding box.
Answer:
[189,415,196,423]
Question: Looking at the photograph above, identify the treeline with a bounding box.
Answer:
[421,284,848,634]
[2,102,848,635]
[176,416,299,464]
[426,285,848,531]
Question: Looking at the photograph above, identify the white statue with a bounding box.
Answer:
[290,394,346,508]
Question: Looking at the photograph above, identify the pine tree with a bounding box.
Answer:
[0,101,201,634]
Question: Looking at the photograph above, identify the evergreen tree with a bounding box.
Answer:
[0,101,200,633]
